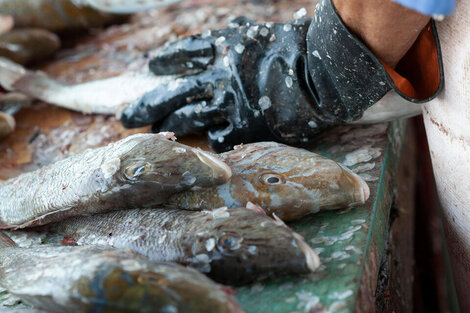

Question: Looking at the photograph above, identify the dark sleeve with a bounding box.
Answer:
[305,0,444,123]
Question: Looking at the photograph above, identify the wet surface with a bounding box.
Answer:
[0,1,405,312]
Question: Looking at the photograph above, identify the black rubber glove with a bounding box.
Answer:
[121,0,443,152]
[121,17,317,152]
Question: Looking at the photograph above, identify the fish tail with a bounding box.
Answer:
[0,56,27,90]
[0,57,64,104]
[11,70,62,102]
[0,232,17,247]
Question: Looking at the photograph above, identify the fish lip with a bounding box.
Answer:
[194,149,232,185]
[338,163,370,204]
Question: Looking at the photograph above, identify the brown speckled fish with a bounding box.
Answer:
[0,233,244,313]
[169,142,370,221]
[0,133,231,229]
[43,206,320,285]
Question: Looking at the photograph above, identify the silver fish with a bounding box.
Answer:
[169,142,370,221]
[0,133,231,229]
[43,206,320,285]
[0,233,244,313]
[0,57,173,115]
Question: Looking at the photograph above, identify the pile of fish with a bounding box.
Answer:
[0,1,372,311]
[0,132,369,312]
[0,0,186,142]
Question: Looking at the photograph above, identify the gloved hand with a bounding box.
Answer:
[121,18,319,152]
[121,0,443,152]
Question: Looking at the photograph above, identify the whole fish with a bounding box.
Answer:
[0,233,244,313]
[0,133,231,229]
[43,206,320,285]
[169,142,370,221]
[0,57,173,115]
[0,29,60,65]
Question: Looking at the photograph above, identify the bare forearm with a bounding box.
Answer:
[332,0,431,67]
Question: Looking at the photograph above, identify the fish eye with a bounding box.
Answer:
[259,173,285,185]
[124,162,151,180]
[137,272,166,287]
[218,235,243,251]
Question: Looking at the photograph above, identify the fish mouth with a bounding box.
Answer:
[194,149,232,186]
[338,163,370,204]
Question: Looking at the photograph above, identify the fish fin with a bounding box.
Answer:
[292,232,321,272]
[61,237,78,246]
[272,213,289,228]
[245,202,267,215]
[0,232,17,247]
[155,131,176,141]
[11,70,64,102]
[219,285,237,296]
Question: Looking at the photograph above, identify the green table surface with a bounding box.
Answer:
[0,120,406,313]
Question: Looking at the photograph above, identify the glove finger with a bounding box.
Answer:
[149,36,214,76]
[208,124,244,153]
[152,101,225,136]
[121,76,213,128]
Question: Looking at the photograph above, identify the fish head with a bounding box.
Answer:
[221,142,369,221]
[184,207,319,285]
[113,134,231,198]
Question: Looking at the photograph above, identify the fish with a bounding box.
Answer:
[0,92,31,115]
[0,0,121,32]
[169,142,370,221]
[0,29,60,65]
[0,0,184,32]
[0,111,14,141]
[85,0,184,14]
[0,133,232,229]
[0,57,173,115]
[42,206,320,285]
[0,233,244,313]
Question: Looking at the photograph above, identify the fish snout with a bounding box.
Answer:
[338,163,370,205]
[194,149,232,187]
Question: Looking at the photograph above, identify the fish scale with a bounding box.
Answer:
[42,207,320,285]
